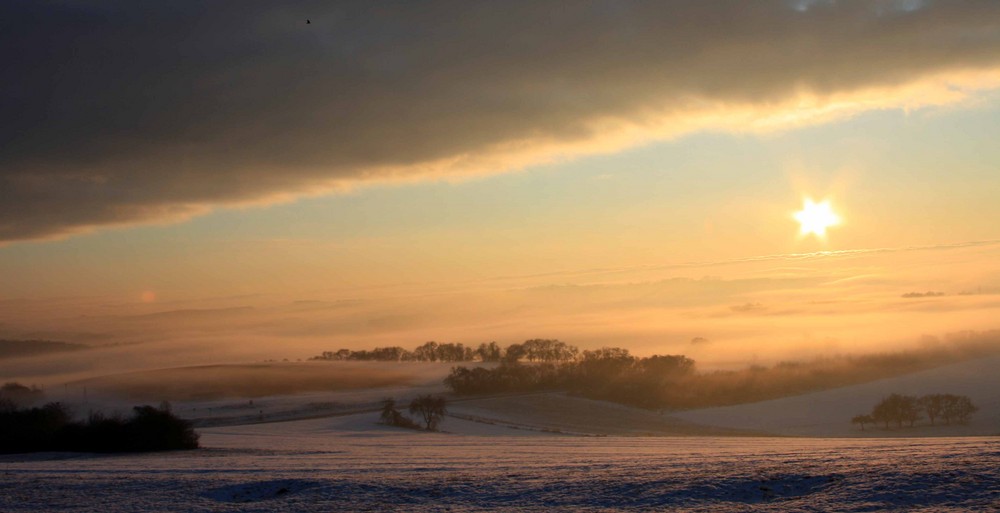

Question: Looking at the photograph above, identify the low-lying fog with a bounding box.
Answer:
[2,240,999,387]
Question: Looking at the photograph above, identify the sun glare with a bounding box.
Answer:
[794,198,839,237]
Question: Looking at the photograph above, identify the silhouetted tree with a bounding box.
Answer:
[577,347,635,381]
[919,394,945,425]
[941,394,978,425]
[378,397,420,429]
[409,395,447,431]
[309,349,352,361]
[503,343,526,363]
[432,343,472,362]
[0,401,197,453]
[125,403,200,451]
[639,355,696,377]
[851,414,874,431]
[413,341,440,362]
[872,394,915,428]
[476,341,503,362]
[899,395,921,427]
[379,398,399,424]
[867,392,975,429]
[520,339,579,362]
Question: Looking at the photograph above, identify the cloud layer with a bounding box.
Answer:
[4,0,1000,242]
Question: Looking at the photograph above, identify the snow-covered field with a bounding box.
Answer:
[675,354,1000,437]
[4,355,1000,511]
[2,413,998,512]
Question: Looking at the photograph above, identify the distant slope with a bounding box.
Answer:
[448,392,761,436]
[195,392,759,437]
[674,354,1000,437]
[72,362,428,401]
[0,339,87,360]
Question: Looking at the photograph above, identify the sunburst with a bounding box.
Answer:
[794,198,839,237]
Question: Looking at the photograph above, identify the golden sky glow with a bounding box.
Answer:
[2,2,1000,382]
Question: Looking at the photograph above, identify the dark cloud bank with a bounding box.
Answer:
[3,1,1000,242]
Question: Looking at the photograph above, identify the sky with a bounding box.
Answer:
[3,1,1000,380]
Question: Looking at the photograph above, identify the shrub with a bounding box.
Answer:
[0,402,198,454]
[378,398,420,430]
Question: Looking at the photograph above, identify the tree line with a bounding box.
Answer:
[0,399,199,454]
[445,348,697,408]
[852,393,978,430]
[443,341,998,411]
[310,339,579,363]
[313,331,1000,411]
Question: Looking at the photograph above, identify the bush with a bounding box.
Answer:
[0,401,199,454]
[378,398,420,430]
[0,402,71,453]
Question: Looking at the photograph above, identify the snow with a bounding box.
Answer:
[3,356,1000,511]
[2,419,998,511]
[674,354,1000,437]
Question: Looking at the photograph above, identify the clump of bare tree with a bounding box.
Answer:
[445,348,696,408]
[918,393,979,425]
[377,395,448,431]
[378,398,420,430]
[850,414,875,431]
[853,393,978,430]
[408,395,448,431]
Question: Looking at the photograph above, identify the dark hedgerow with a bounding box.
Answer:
[0,402,199,454]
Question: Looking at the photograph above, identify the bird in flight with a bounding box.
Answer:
[306,19,311,24]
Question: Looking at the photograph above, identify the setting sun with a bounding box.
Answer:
[794,198,840,237]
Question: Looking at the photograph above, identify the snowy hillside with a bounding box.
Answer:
[675,354,1000,437]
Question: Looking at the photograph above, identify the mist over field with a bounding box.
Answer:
[4,239,1000,389]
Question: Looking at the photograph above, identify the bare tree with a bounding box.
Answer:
[872,393,918,428]
[851,414,875,431]
[899,395,921,427]
[941,394,978,425]
[408,395,447,431]
[378,397,419,429]
[503,343,526,363]
[379,398,400,425]
[919,394,945,425]
[476,341,503,362]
